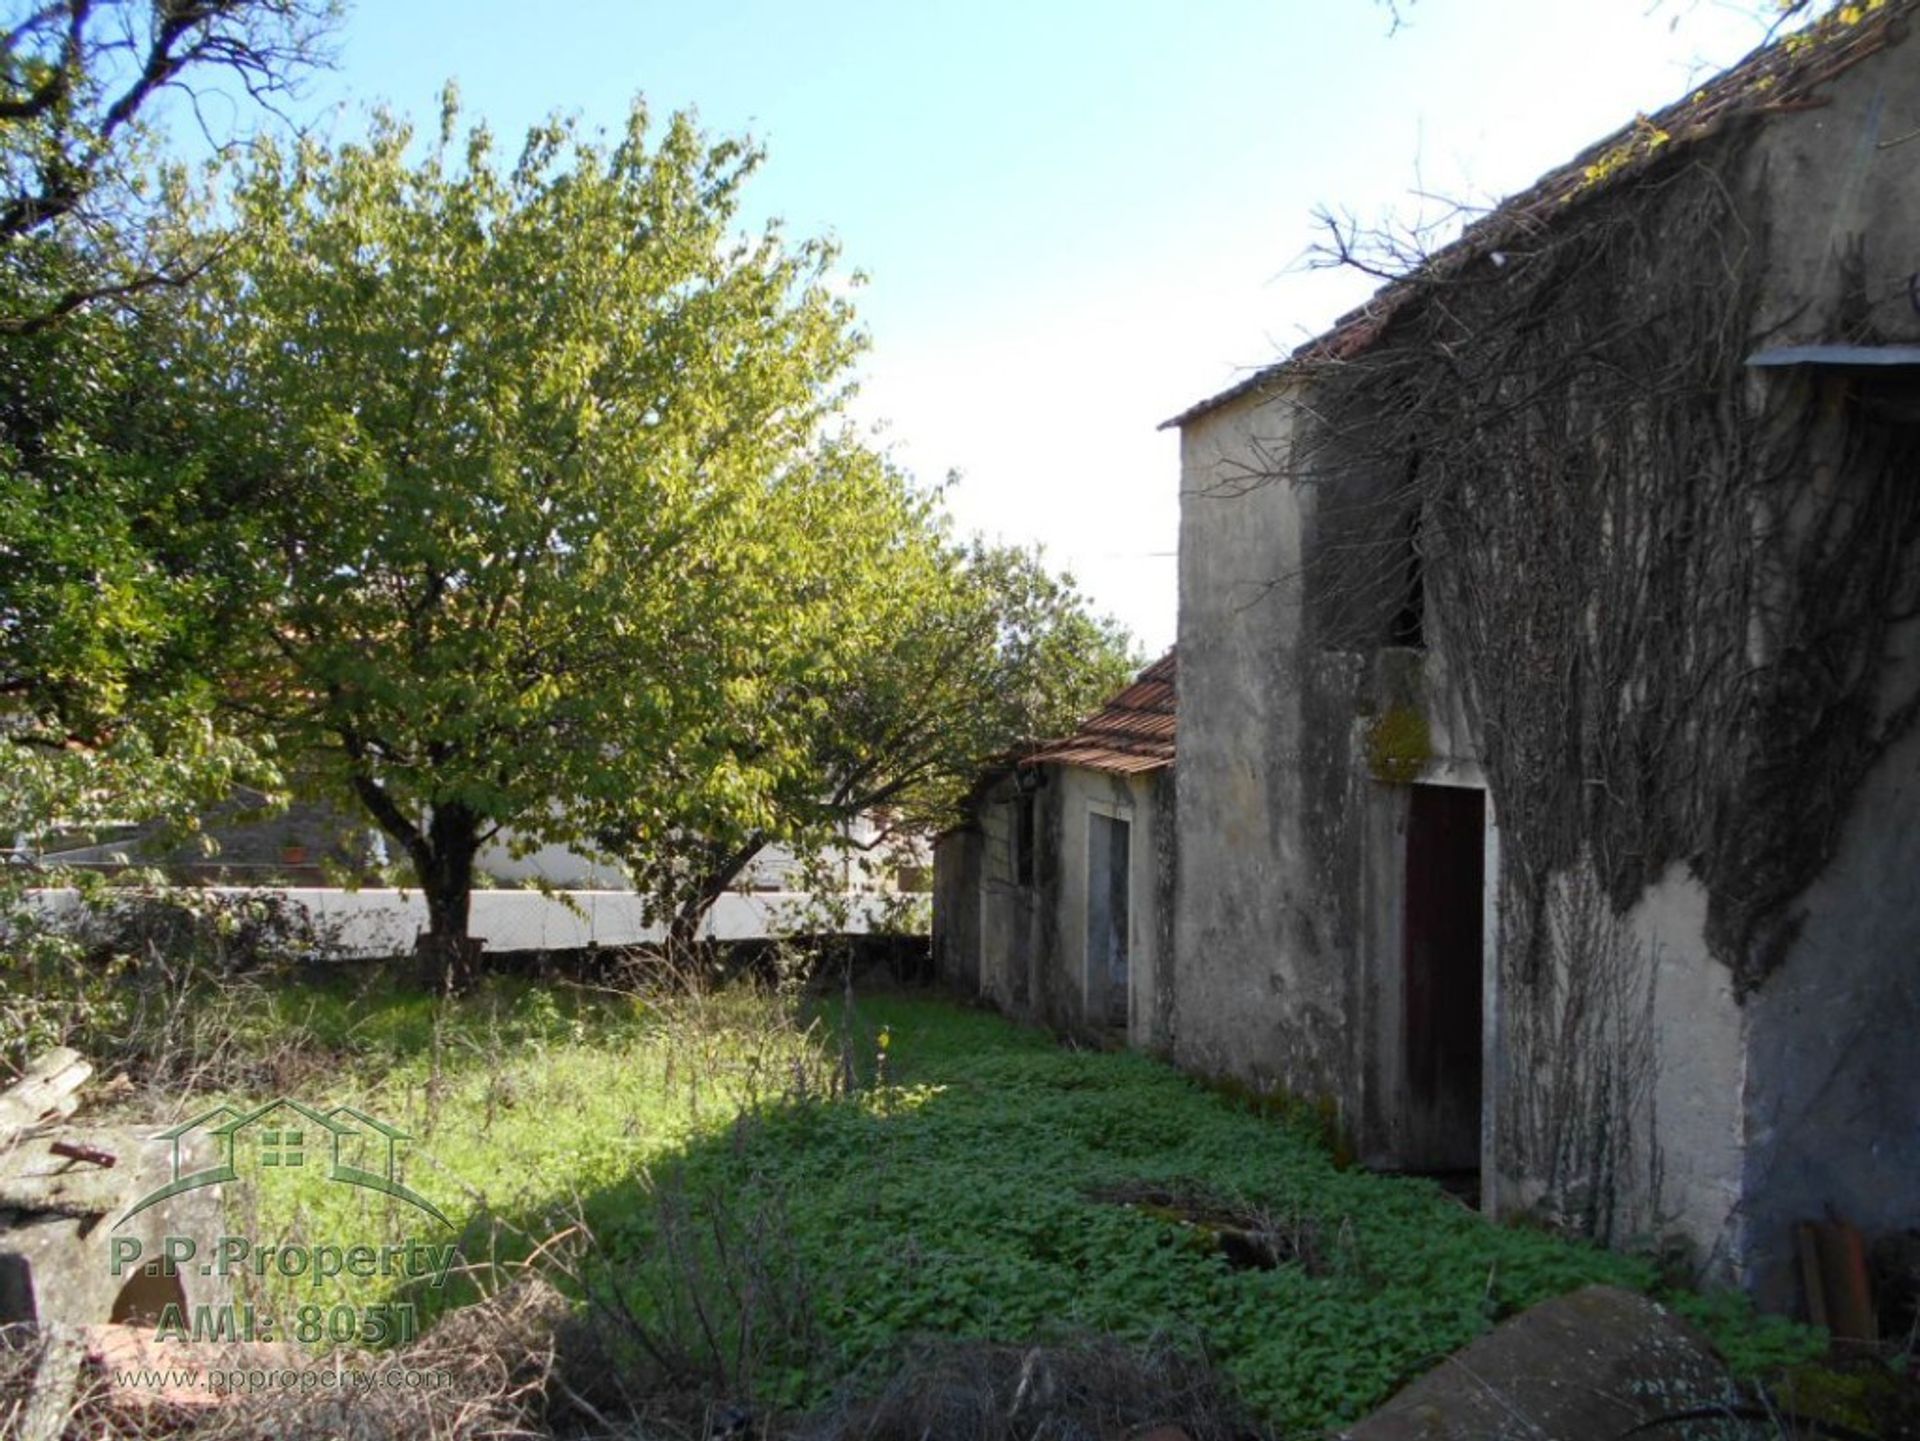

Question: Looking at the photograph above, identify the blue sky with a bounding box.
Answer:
[290,1,1779,654]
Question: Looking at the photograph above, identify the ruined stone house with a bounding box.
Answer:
[938,6,1920,1312]
[1166,8,1920,1307]
[932,652,1176,1049]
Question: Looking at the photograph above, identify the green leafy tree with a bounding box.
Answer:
[0,0,331,876]
[815,530,1140,837]
[619,478,1139,951]
[175,96,920,985]
[0,0,334,742]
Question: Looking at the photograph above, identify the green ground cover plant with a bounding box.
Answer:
[176,973,1819,1433]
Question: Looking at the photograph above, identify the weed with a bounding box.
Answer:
[23,965,1824,1435]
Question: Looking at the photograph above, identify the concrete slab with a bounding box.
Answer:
[1344,1285,1735,1441]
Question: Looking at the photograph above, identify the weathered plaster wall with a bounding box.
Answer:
[1141,29,1920,1308]
[1177,386,1511,1160]
[1148,766,1179,1051]
[1046,765,1169,1046]
[1174,391,1773,1286]
[1739,637,1920,1309]
[1049,766,1101,1030]
[1355,778,1412,1169]
[1725,45,1920,1300]
[939,762,1175,1048]
[1173,390,1353,1100]
[1174,380,1767,1277]
[1472,855,1746,1275]
[960,771,1066,1025]
[1025,775,1074,1030]
[1745,37,1920,349]
[1624,868,1747,1277]
[931,827,981,993]
[972,778,1026,1014]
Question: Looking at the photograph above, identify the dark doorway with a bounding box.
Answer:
[1086,813,1131,1030]
[1402,785,1484,1175]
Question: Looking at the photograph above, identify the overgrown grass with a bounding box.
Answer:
[168,975,1820,1434]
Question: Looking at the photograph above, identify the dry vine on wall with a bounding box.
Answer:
[1504,868,1662,1246]
[1264,133,1920,1230]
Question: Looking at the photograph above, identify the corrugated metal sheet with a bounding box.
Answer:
[1022,651,1176,776]
[1160,3,1916,432]
[1747,345,1920,369]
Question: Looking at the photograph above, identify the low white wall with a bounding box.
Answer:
[474,818,907,891]
[23,887,911,959]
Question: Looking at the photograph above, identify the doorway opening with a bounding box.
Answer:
[1086,812,1131,1031]
[1402,784,1485,1189]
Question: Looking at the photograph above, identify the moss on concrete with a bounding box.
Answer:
[1366,705,1432,785]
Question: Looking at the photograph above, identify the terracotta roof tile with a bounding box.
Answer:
[1022,651,1176,775]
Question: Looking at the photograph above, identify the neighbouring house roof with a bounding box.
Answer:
[1021,651,1176,775]
[1160,2,1916,432]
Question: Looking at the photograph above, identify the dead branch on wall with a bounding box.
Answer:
[1212,95,1920,1238]
[1501,867,1662,1248]
[1254,138,1920,998]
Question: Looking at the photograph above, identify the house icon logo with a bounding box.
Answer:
[116,1098,451,1229]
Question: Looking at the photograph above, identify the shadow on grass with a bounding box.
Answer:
[467,994,1719,1436]
[217,981,1819,1437]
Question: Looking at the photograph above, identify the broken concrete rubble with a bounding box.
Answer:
[0,1050,231,1331]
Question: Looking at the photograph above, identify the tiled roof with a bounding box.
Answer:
[1161,2,1915,431]
[1022,651,1176,775]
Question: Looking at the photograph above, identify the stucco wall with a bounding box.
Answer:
[974,785,1017,1011]
[931,826,982,993]
[1738,640,1920,1308]
[1540,627,1920,1303]
[940,763,1173,1049]
[970,773,1045,1016]
[1174,373,1762,1278]
[1173,390,1355,1099]
[1727,42,1920,1303]
[1623,868,1747,1277]
[1164,43,1920,1306]
[1745,36,1920,350]
[1176,387,1506,1153]
[1148,765,1179,1051]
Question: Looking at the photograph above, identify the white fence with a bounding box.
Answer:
[22,887,913,959]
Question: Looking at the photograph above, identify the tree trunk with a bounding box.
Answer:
[666,833,766,966]
[414,801,484,994]
[344,756,488,992]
